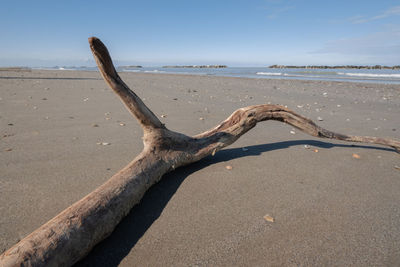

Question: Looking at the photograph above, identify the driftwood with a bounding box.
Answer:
[1,37,399,267]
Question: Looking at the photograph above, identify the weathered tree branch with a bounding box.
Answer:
[1,37,399,267]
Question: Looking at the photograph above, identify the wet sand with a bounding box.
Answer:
[1,70,399,266]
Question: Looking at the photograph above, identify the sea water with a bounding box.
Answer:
[36,66,400,84]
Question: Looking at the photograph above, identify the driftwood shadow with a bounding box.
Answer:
[74,139,393,266]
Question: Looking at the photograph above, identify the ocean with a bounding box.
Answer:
[35,66,400,84]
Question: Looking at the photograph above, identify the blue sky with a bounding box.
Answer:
[1,0,399,67]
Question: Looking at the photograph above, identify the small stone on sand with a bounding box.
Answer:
[161,114,167,118]
[352,153,361,159]
[97,142,110,146]
[264,215,274,223]
[225,165,233,170]
[290,130,296,135]
[313,149,319,153]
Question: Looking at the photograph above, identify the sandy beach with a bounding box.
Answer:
[1,69,400,266]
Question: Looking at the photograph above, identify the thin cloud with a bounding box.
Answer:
[312,28,400,64]
[350,5,400,24]
[266,5,295,19]
[261,0,295,19]
[314,29,400,54]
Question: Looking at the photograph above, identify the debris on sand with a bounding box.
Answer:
[264,214,275,223]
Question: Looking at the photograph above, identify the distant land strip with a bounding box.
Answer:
[269,65,400,70]
[163,65,227,68]
[118,65,143,68]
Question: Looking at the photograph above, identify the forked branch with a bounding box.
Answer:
[0,37,398,267]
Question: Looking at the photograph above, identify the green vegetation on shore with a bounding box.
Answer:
[269,65,400,70]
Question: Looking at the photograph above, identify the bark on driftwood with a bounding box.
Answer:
[1,37,399,267]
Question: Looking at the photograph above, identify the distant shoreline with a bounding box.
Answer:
[269,65,400,70]
[162,65,227,69]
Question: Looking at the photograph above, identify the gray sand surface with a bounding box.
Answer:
[1,70,399,266]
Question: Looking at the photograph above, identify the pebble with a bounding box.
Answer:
[2,133,14,138]
[83,98,89,102]
[395,166,400,170]
[92,124,99,127]
[225,165,233,170]
[304,145,310,149]
[5,148,12,152]
[97,142,111,146]
[199,117,204,120]
[263,215,274,223]
[313,149,319,153]
[352,153,361,159]
[290,130,296,135]
[160,114,167,118]
[119,123,125,126]
[317,117,323,121]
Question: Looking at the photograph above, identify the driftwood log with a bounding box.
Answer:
[1,37,399,267]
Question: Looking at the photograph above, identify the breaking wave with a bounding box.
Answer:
[338,72,400,78]
[256,72,282,76]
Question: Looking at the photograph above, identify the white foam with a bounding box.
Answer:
[144,70,165,73]
[256,72,282,76]
[338,72,400,78]
[122,69,141,72]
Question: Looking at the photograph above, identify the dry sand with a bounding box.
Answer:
[1,69,400,266]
